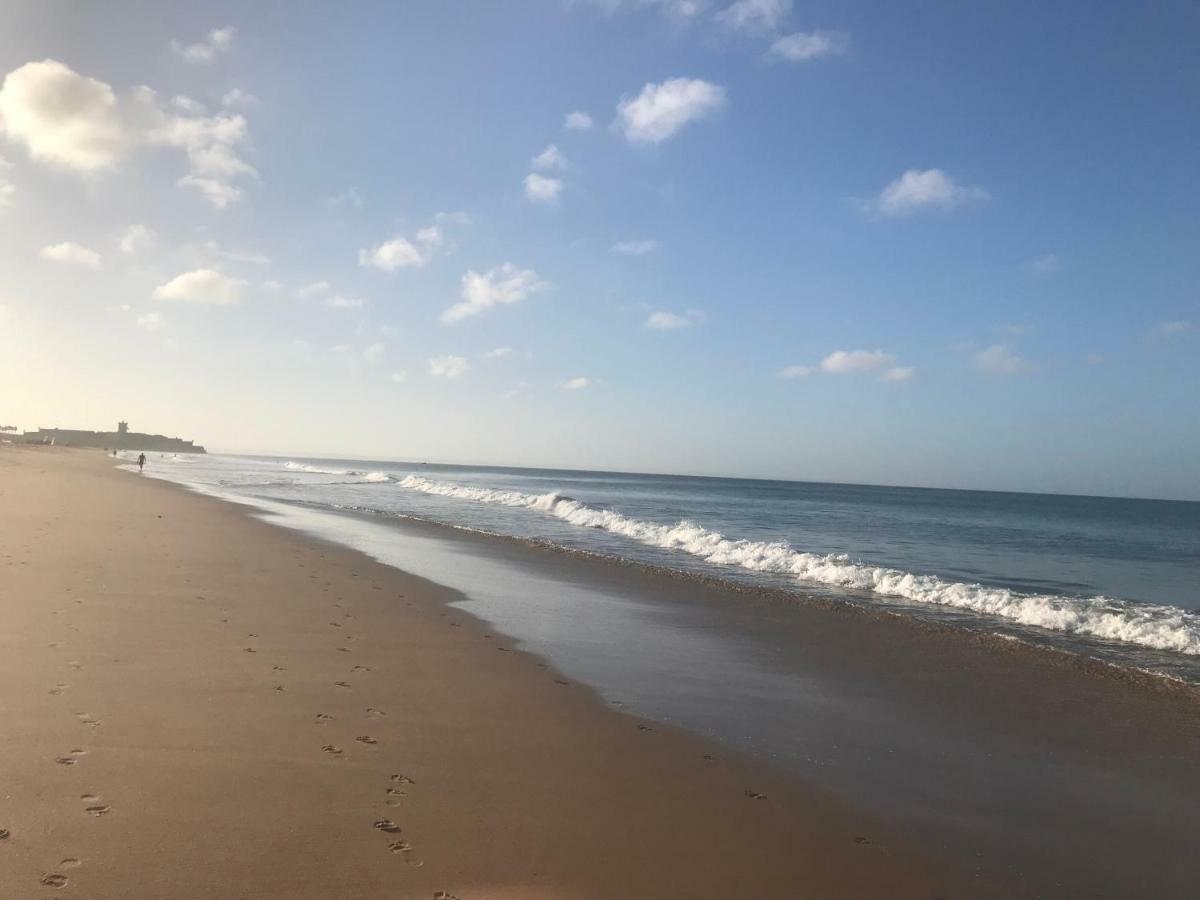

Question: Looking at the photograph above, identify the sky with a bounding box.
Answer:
[0,0,1197,500]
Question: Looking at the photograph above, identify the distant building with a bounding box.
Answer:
[21,421,206,453]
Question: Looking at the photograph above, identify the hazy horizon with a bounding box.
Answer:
[3,1,1197,501]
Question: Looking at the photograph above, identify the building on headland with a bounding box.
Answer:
[20,421,206,453]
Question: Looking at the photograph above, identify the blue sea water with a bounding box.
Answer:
[131,452,1200,679]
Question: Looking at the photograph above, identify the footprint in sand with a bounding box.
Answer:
[365,708,385,719]
[554,679,569,686]
[391,774,416,785]
[336,647,350,653]
[48,683,68,696]
[351,665,371,673]
[85,804,111,817]
[60,858,82,869]
[273,685,286,692]
[0,828,10,840]
[373,818,402,834]
[355,735,377,746]
[67,661,82,671]
[243,647,257,653]
[637,724,654,732]
[321,745,344,758]
[315,713,333,724]
[55,750,86,766]
[76,713,100,727]
[497,647,510,652]
[433,892,461,899]
[40,873,69,887]
[744,789,767,800]
[854,835,871,845]
[273,666,286,672]
[329,622,342,628]
[449,622,460,627]
[385,787,406,805]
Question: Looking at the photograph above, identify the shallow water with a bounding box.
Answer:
[132,452,1200,680]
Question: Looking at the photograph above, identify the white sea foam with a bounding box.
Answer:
[284,461,351,475]
[396,475,1200,656]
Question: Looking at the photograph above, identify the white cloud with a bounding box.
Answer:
[973,344,1032,376]
[295,281,330,299]
[135,311,165,332]
[389,371,407,383]
[0,59,255,207]
[429,355,469,378]
[613,239,658,255]
[615,77,726,143]
[769,31,849,62]
[362,342,384,364]
[777,364,813,378]
[0,155,14,206]
[646,309,705,329]
[170,26,236,64]
[152,268,246,305]
[562,376,593,390]
[39,241,101,268]
[716,0,791,33]
[1086,352,1104,365]
[866,168,990,218]
[523,172,564,204]
[171,95,206,115]
[261,279,283,291]
[1029,254,1059,275]
[484,347,515,358]
[779,349,908,380]
[820,349,894,373]
[117,224,155,254]
[327,295,366,309]
[576,0,705,20]
[221,88,256,108]
[532,144,567,171]
[0,60,130,170]
[1156,320,1193,337]
[359,225,444,271]
[564,111,594,131]
[443,263,547,323]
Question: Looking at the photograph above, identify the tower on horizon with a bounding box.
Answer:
[118,421,128,435]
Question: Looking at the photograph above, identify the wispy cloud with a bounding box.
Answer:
[295,281,330,299]
[326,295,366,309]
[1155,320,1194,337]
[646,309,705,329]
[561,376,593,390]
[152,269,246,305]
[613,239,658,255]
[564,111,594,132]
[1028,254,1059,276]
[429,355,470,378]
[973,344,1033,376]
[716,0,790,33]
[523,172,563,204]
[532,144,568,171]
[170,26,236,64]
[359,225,444,271]
[443,263,547,323]
[484,347,515,359]
[117,224,155,254]
[615,77,726,143]
[39,241,101,268]
[135,311,166,332]
[769,30,849,62]
[0,59,256,207]
[863,168,990,218]
[779,349,913,381]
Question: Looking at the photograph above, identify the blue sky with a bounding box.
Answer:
[1,0,1197,499]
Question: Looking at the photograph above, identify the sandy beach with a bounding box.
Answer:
[0,447,995,899]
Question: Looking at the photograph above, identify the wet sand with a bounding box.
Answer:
[0,447,992,899]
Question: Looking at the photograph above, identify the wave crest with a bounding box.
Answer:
[396,475,1200,656]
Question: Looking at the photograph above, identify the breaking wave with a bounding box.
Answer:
[396,475,1200,656]
[283,461,392,484]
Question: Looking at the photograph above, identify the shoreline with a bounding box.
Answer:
[131,452,1200,896]
[0,447,992,898]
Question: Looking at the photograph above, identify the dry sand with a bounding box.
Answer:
[0,447,995,898]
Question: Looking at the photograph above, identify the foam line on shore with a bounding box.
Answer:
[392,474,1200,656]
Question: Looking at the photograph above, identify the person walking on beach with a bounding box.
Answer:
[137,453,146,472]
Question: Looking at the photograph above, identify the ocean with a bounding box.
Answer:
[124,451,1200,894]
[130,452,1200,679]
